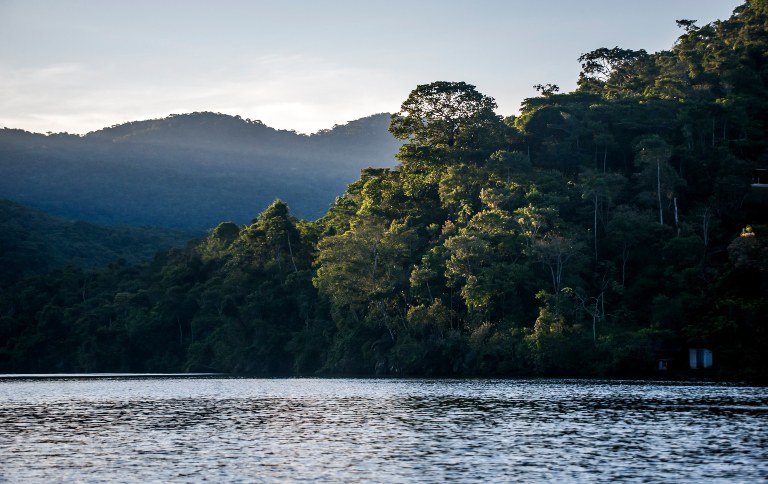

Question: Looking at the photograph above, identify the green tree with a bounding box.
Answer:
[389,81,505,166]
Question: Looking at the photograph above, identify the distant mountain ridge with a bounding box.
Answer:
[0,112,401,230]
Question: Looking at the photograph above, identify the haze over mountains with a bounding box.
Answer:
[0,112,401,231]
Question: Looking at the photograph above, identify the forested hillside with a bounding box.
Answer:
[0,200,191,283]
[1,1,766,380]
[0,113,400,230]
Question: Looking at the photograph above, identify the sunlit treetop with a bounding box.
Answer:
[389,81,500,149]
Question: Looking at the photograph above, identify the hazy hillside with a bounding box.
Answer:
[0,200,192,283]
[0,113,400,230]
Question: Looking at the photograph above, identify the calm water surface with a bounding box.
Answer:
[0,377,766,482]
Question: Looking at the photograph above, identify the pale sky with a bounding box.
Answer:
[0,0,742,135]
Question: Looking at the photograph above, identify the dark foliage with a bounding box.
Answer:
[0,200,191,283]
[1,2,766,381]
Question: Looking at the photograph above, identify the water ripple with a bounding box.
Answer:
[0,378,766,482]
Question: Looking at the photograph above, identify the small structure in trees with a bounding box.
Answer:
[752,169,768,187]
[689,348,713,369]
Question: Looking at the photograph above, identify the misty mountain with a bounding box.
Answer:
[0,112,400,230]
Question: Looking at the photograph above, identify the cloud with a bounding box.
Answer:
[0,55,406,134]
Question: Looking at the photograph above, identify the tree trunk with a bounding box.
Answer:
[286,233,298,273]
[673,197,680,236]
[621,243,630,290]
[593,193,599,260]
[657,160,664,225]
[702,206,711,249]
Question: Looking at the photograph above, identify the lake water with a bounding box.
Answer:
[0,377,766,482]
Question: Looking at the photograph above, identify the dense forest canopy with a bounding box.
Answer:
[1,1,766,380]
[0,200,191,284]
[0,113,401,230]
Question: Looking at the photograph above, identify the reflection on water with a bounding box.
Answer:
[0,378,766,481]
